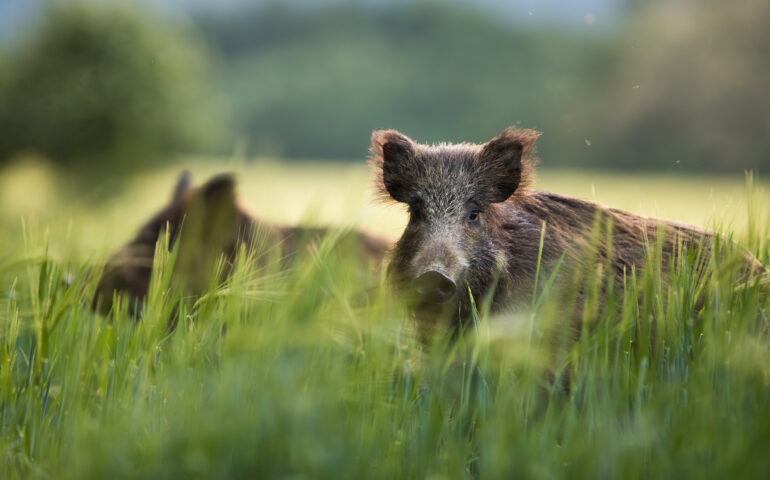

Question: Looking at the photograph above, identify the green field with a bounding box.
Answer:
[1,160,769,479]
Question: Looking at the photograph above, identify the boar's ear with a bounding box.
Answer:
[201,173,237,205]
[188,173,240,234]
[171,170,193,203]
[370,129,416,203]
[478,127,540,203]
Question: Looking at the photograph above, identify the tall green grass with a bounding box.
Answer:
[0,172,769,479]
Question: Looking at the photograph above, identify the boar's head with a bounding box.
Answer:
[370,126,540,332]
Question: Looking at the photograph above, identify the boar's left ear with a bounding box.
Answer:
[370,129,417,203]
[171,170,193,203]
[478,127,540,203]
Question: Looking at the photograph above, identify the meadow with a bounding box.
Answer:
[1,159,769,479]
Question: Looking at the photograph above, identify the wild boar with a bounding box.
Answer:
[93,171,389,315]
[370,126,765,335]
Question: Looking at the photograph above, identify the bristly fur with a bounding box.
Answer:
[370,125,765,337]
[369,127,540,205]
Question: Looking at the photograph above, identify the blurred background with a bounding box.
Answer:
[0,0,768,251]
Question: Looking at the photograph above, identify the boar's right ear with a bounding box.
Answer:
[370,129,416,203]
[478,127,540,203]
[192,174,239,229]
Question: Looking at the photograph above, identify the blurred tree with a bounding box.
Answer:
[193,1,768,172]
[195,4,595,162]
[0,1,224,168]
[583,0,770,171]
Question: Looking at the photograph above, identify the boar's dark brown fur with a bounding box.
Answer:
[93,172,389,315]
[370,127,765,334]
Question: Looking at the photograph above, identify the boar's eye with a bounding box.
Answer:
[467,209,481,224]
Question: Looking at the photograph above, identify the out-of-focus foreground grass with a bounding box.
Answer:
[0,159,769,479]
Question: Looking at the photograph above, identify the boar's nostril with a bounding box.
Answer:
[413,271,456,305]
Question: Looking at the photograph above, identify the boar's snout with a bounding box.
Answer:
[413,270,456,306]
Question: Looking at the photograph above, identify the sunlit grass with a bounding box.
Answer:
[0,159,768,478]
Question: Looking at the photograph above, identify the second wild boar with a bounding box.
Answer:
[93,171,389,315]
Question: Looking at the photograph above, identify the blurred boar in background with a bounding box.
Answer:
[93,172,389,315]
[370,127,765,336]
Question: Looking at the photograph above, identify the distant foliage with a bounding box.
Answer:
[0,2,223,168]
[585,0,770,171]
[195,2,769,172]
[3,1,765,172]
[195,4,597,161]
